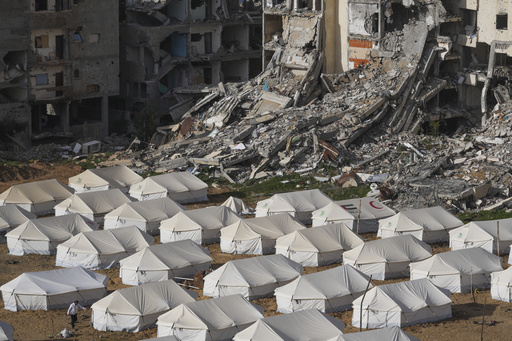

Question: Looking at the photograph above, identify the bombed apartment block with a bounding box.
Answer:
[119,0,262,120]
[346,0,512,125]
[0,0,119,145]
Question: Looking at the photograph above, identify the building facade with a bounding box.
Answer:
[0,0,119,142]
[119,0,262,116]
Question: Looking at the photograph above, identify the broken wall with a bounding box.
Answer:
[477,0,512,50]
[0,1,31,132]
[324,0,349,73]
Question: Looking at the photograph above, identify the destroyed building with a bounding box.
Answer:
[124,0,512,213]
[118,0,263,120]
[0,0,119,143]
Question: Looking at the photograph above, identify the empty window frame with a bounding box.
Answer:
[35,35,49,48]
[35,0,48,11]
[496,14,508,30]
[35,74,49,86]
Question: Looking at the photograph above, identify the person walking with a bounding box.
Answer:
[67,300,86,331]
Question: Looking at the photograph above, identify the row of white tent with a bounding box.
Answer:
[4,250,512,334]
[0,265,423,338]
[0,167,208,216]
[4,174,512,258]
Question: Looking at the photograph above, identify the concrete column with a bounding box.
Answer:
[101,94,109,138]
[286,0,293,10]
[294,0,299,10]
[313,0,317,11]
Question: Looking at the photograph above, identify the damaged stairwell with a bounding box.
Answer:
[121,0,510,212]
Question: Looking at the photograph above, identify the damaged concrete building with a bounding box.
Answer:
[0,0,119,143]
[119,0,263,118]
[346,0,512,127]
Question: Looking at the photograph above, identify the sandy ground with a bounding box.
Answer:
[0,163,512,340]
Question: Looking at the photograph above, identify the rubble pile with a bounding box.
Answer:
[114,11,512,211]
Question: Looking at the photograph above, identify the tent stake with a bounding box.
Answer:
[360,275,372,332]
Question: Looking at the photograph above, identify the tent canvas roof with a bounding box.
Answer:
[69,166,142,190]
[157,294,264,330]
[105,197,185,223]
[120,240,211,271]
[334,197,395,220]
[233,309,345,341]
[491,267,512,285]
[275,264,372,300]
[0,267,107,296]
[92,280,196,316]
[159,206,240,232]
[58,225,154,255]
[204,254,303,287]
[343,235,432,265]
[0,320,14,341]
[130,172,207,196]
[256,189,333,213]
[352,278,451,313]
[312,202,355,222]
[0,179,73,205]
[410,248,503,276]
[276,223,364,253]
[221,214,306,241]
[0,205,36,230]
[6,213,95,241]
[55,189,132,215]
[221,196,250,214]
[450,218,512,243]
[379,206,462,233]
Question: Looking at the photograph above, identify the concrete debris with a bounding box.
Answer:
[115,2,512,212]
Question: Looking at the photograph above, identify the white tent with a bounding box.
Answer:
[203,254,303,299]
[410,248,503,293]
[312,198,395,232]
[311,202,355,229]
[343,235,432,280]
[352,278,452,329]
[233,309,345,341]
[69,165,143,193]
[119,240,212,285]
[220,214,306,255]
[0,205,36,243]
[6,213,96,256]
[160,206,240,244]
[275,223,364,266]
[378,206,463,243]
[0,179,73,216]
[157,294,264,340]
[0,267,108,311]
[274,265,372,313]
[141,337,179,341]
[129,172,208,203]
[338,326,419,341]
[255,189,334,224]
[91,280,197,332]
[491,267,512,302]
[104,197,185,235]
[56,225,154,269]
[54,188,132,225]
[449,218,512,255]
[221,196,251,215]
[0,321,14,341]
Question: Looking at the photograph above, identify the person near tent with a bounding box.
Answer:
[67,300,86,330]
